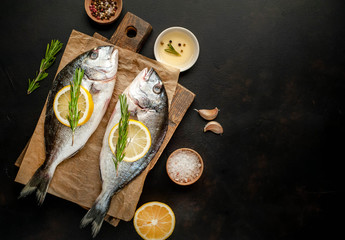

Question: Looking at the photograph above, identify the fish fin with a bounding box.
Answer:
[80,190,112,238]
[18,166,52,205]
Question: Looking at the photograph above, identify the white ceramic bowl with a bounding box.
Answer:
[154,27,200,72]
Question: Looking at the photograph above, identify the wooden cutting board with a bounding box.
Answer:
[15,12,195,226]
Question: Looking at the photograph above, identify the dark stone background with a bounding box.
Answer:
[1,0,344,239]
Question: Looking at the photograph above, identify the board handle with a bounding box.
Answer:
[110,12,152,52]
[93,12,152,53]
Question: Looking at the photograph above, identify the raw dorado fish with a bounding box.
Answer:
[19,46,119,205]
[81,68,169,237]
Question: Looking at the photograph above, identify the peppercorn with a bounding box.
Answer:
[183,43,186,47]
[169,40,172,43]
[178,43,181,47]
[89,0,117,21]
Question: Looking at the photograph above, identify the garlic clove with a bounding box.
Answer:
[194,107,219,120]
[203,121,223,135]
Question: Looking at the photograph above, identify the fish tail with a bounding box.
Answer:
[80,190,112,238]
[18,165,53,205]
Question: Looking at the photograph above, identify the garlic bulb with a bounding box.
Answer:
[194,107,219,120]
[203,121,223,135]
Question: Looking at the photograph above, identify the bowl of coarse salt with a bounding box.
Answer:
[166,148,203,186]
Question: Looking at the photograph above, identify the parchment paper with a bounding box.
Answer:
[15,30,179,225]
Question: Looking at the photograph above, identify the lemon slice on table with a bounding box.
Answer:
[108,119,151,162]
[53,85,94,127]
[134,201,175,240]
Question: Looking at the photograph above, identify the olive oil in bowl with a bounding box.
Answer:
[154,27,199,72]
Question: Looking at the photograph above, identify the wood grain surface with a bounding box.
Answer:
[109,12,152,52]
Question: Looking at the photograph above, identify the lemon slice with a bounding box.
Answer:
[108,119,151,162]
[134,201,175,240]
[53,85,94,127]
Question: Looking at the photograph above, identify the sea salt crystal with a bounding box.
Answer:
[167,151,201,183]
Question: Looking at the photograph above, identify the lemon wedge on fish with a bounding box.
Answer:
[108,119,151,162]
[133,201,175,240]
[53,85,94,127]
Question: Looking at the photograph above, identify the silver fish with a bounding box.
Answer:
[80,68,169,237]
[19,46,119,205]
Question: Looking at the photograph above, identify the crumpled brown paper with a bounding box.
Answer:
[15,30,179,226]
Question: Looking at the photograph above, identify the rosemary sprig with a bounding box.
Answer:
[67,68,84,146]
[27,39,63,94]
[113,94,129,175]
[164,43,181,56]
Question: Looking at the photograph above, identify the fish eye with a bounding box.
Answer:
[90,51,98,60]
[153,83,162,94]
